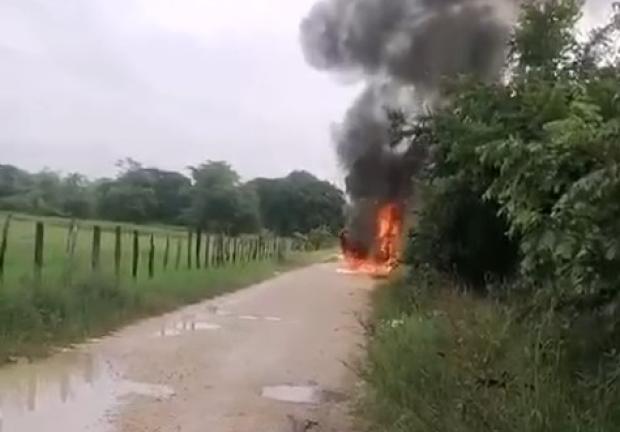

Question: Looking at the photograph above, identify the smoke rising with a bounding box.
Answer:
[300,0,517,253]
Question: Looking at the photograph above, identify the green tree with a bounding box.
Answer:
[249,171,345,236]
[405,0,620,304]
[97,181,158,223]
[188,161,260,234]
[97,160,191,224]
[0,164,32,198]
[60,173,93,218]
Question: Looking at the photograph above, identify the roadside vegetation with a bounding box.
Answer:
[359,1,620,431]
[0,211,332,364]
[0,161,342,363]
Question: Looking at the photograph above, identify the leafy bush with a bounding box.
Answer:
[405,0,620,311]
[406,181,519,288]
[307,225,337,250]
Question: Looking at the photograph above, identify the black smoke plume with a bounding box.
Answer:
[300,0,517,254]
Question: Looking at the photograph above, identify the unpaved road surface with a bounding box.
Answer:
[0,263,374,432]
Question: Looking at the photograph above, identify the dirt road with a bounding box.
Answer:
[0,263,374,432]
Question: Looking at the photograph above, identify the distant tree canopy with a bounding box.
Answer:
[97,159,191,224]
[249,171,346,236]
[187,161,261,235]
[0,160,344,236]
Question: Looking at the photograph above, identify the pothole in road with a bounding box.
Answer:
[262,385,320,404]
[119,380,176,400]
[206,306,283,323]
[261,385,347,405]
[238,315,283,322]
[152,321,221,337]
[206,305,232,316]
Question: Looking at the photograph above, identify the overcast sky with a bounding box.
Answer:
[0,0,358,183]
[0,0,614,183]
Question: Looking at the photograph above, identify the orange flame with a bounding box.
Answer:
[340,203,403,277]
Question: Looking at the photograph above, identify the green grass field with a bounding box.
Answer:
[0,212,193,286]
[0,212,323,364]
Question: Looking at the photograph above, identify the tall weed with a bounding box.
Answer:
[360,271,620,432]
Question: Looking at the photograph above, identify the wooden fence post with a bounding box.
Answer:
[0,214,12,283]
[229,237,234,264]
[92,226,101,271]
[175,238,182,270]
[214,234,220,266]
[240,238,246,265]
[34,222,44,284]
[236,238,241,265]
[68,224,79,257]
[195,229,202,270]
[232,237,238,264]
[65,219,75,253]
[114,226,122,279]
[187,231,193,270]
[222,236,228,264]
[148,234,155,279]
[251,237,257,261]
[163,236,170,270]
[204,235,211,268]
[63,222,79,284]
[219,234,225,266]
[132,230,139,279]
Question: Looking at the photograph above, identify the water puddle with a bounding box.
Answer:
[238,315,283,322]
[0,351,175,432]
[261,385,348,405]
[153,320,221,338]
[206,306,283,323]
[214,309,232,317]
[261,385,321,404]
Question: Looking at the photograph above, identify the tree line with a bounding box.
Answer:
[0,159,345,236]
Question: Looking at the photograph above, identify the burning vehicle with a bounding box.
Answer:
[339,202,403,277]
[300,0,517,277]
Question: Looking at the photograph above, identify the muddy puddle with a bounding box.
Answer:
[153,319,221,338]
[0,350,174,432]
[261,385,346,405]
[205,305,232,317]
[261,385,322,404]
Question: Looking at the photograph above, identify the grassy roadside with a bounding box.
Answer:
[0,250,330,364]
[357,268,620,432]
